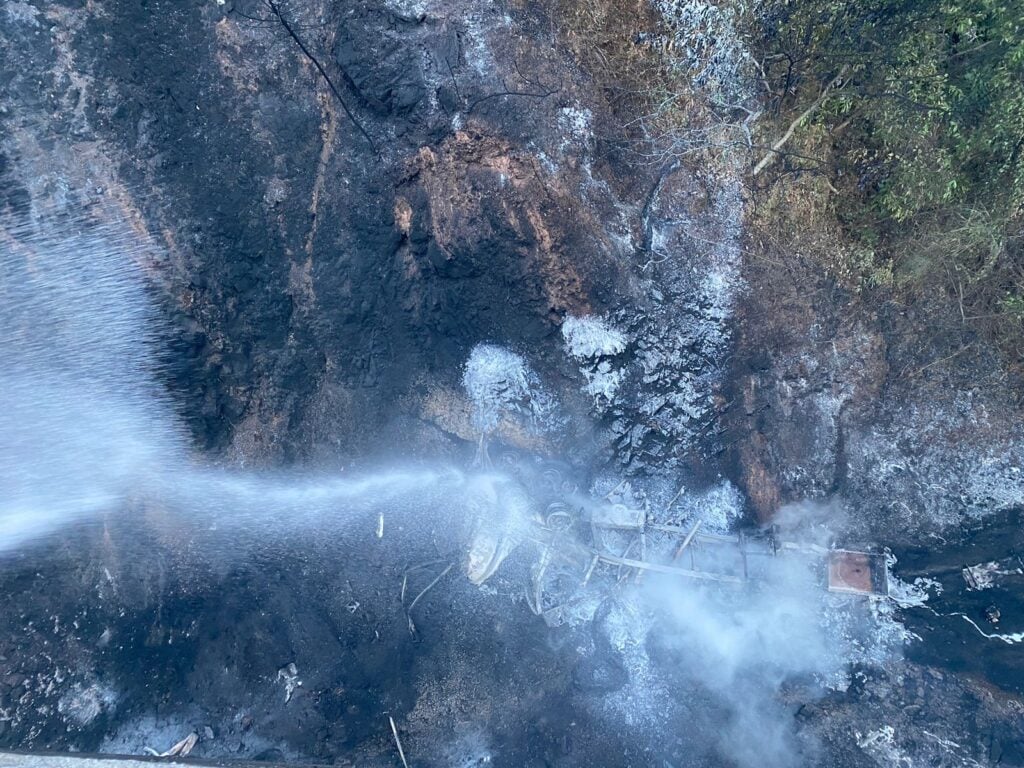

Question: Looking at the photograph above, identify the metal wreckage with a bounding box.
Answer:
[1,444,894,768]
[459,444,890,628]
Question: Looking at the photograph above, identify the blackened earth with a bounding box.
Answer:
[2,0,1024,766]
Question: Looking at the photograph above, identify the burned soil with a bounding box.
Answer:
[2,0,1024,766]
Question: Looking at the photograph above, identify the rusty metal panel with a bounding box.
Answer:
[827,550,889,596]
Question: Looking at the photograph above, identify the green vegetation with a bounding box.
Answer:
[552,0,1023,364]
[751,0,1024,357]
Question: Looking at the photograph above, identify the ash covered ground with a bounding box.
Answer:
[2,1,1024,766]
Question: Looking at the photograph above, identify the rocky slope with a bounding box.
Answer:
[2,0,1024,766]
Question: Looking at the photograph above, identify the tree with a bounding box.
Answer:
[752,0,1024,354]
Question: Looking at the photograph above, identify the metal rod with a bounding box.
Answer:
[389,716,410,768]
[672,520,703,562]
[597,553,745,584]
[407,563,453,613]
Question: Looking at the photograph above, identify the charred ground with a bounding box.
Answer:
[2,0,1024,766]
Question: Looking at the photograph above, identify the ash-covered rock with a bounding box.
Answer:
[462,343,561,436]
[58,683,118,729]
[561,314,628,407]
[844,394,1024,539]
[595,168,745,472]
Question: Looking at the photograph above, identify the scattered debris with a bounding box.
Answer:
[827,550,889,597]
[962,558,1023,590]
[590,502,645,531]
[389,715,410,768]
[458,459,895,608]
[277,663,301,703]
[144,731,198,758]
[405,563,454,635]
[464,477,531,585]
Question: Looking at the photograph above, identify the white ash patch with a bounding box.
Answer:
[581,362,625,404]
[818,592,919,684]
[4,1,40,27]
[699,176,745,321]
[610,169,746,468]
[462,343,559,433]
[845,395,1024,536]
[438,726,495,767]
[856,726,912,768]
[884,552,942,610]
[598,595,675,731]
[461,7,501,76]
[816,551,922,676]
[962,453,1024,512]
[558,107,593,140]
[536,150,559,176]
[276,662,301,703]
[557,106,594,158]
[886,575,938,610]
[609,229,636,256]
[651,0,754,104]
[58,681,118,727]
[670,480,743,532]
[382,0,429,15]
[857,724,987,768]
[562,315,628,406]
[562,315,627,359]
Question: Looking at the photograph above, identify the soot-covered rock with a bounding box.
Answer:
[334,5,428,117]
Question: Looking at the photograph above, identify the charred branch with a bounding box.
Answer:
[264,0,379,157]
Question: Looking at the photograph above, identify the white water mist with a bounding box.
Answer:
[0,217,474,551]
[0,219,187,549]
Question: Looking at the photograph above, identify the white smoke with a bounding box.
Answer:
[587,502,911,767]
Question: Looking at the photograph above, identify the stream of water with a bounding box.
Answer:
[0,216,477,553]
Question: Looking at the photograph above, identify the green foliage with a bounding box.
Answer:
[752,0,1024,357]
[757,0,1024,215]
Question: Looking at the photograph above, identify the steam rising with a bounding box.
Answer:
[586,503,906,768]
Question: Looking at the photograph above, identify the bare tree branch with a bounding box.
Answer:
[753,65,849,176]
